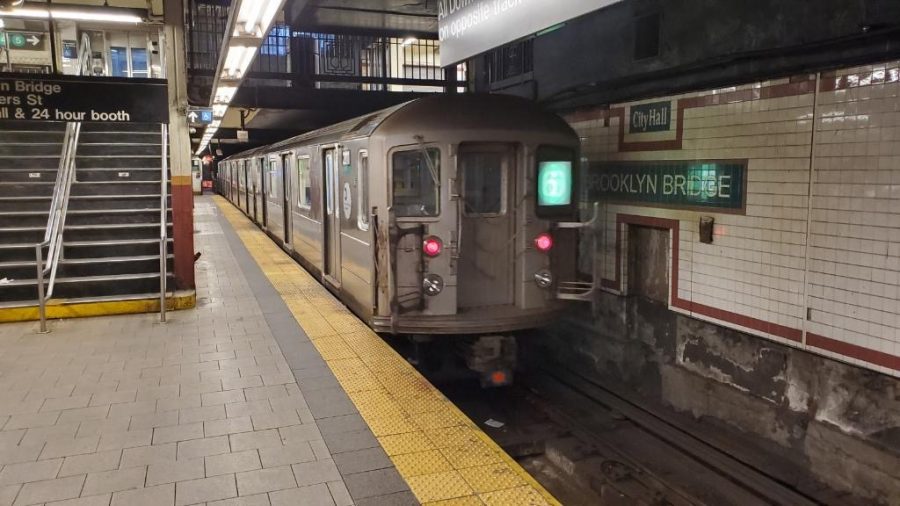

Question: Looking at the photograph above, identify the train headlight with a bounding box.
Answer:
[423,274,444,296]
[534,269,553,289]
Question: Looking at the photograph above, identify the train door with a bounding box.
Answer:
[243,161,250,214]
[252,160,259,222]
[281,153,292,246]
[259,157,268,228]
[322,147,341,284]
[235,162,242,209]
[458,145,515,308]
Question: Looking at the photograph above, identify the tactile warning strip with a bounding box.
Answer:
[215,197,559,506]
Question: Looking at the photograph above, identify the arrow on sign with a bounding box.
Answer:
[187,111,199,122]
[27,35,40,46]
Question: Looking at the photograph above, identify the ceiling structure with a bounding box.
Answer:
[193,0,445,156]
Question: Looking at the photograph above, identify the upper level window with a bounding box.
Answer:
[392,148,440,217]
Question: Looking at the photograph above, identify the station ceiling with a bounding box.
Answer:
[199,0,441,155]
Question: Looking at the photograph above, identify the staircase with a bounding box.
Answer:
[0,120,173,307]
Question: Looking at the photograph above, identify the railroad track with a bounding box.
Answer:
[519,367,824,506]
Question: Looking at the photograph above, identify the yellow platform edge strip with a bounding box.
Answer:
[214,197,560,506]
[0,292,196,323]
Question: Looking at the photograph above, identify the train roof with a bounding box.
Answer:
[221,94,575,161]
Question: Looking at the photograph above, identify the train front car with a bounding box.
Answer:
[370,94,581,386]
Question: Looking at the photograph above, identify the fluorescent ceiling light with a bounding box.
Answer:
[235,0,281,36]
[214,86,237,104]
[222,44,257,79]
[55,11,142,23]
[212,104,228,117]
[0,7,143,23]
[401,37,417,46]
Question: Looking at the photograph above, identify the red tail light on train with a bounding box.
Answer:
[534,233,553,252]
[423,236,443,257]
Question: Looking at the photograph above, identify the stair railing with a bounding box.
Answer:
[34,33,92,333]
[159,124,168,323]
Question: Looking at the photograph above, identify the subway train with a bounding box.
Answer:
[217,94,586,384]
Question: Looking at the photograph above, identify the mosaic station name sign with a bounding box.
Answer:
[585,161,746,210]
[0,73,168,123]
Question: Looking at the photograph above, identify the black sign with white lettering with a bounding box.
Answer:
[585,160,746,211]
[0,73,168,123]
[629,101,671,133]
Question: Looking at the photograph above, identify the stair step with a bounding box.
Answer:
[0,157,62,170]
[0,291,180,309]
[0,254,174,280]
[0,272,175,303]
[65,238,173,247]
[77,145,162,156]
[81,123,161,133]
[0,195,170,212]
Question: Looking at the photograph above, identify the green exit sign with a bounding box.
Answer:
[538,161,573,207]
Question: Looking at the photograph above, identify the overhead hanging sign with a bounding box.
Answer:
[0,73,168,123]
[187,107,213,125]
[585,161,747,211]
[438,0,622,64]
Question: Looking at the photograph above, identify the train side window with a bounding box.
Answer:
[297,156,311,210]
[392,148,440,217]
[268,158,277,199]
[358,151,369,231]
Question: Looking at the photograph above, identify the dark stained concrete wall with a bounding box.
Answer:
[473,0,900,109]
[535,295,900,504]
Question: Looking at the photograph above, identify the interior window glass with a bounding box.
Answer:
[392,149,440,217]
[463,153,504,215]
[358,152,369,230]
[131,48,149,77]
[110,47,128,77]
[297,157,311,209]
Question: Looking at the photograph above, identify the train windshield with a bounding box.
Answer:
[392,148,440,217]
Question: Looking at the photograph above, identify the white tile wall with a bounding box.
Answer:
[807,61,900,374]
[568,62,900,377]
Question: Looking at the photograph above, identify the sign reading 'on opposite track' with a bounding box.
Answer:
[0,73,169,123]
[438,0,623,64]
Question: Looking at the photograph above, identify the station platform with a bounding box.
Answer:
[0,196,557,506]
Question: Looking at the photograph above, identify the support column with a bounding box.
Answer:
[165,0,196,291]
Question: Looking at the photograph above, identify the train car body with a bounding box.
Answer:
[218,94,582,383]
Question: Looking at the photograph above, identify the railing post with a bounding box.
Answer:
[35,245,47,334]
[160,124,168,323]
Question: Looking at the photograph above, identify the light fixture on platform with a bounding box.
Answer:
[0,5,143,23]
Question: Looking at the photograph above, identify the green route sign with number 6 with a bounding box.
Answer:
[538,161,573,206]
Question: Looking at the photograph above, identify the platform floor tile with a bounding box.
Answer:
[215,196,559,506]
[0,198,373,506]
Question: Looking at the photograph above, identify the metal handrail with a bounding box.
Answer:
[159,125,168,322]
[34,33,92,332]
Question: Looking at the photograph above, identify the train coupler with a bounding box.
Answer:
[465,335,517,388]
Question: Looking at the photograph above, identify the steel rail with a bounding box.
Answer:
[34,33,91,332]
